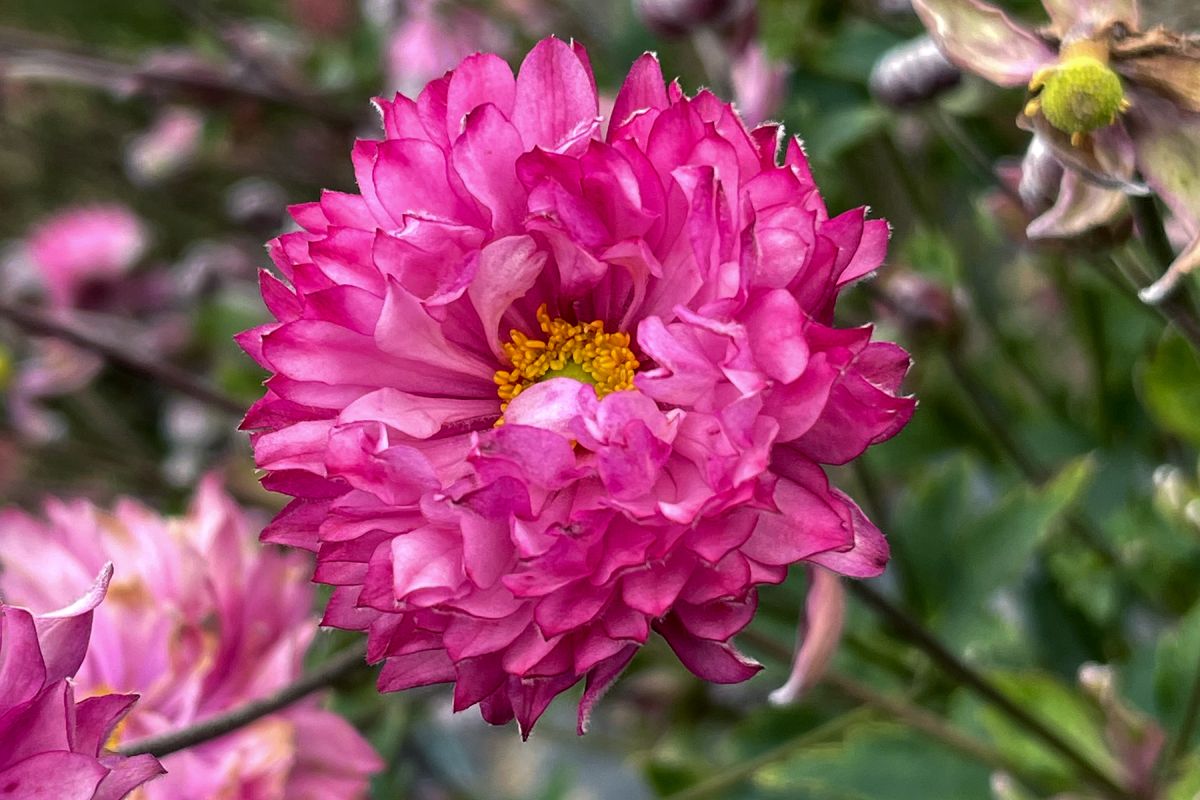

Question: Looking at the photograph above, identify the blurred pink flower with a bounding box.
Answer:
[125,106,204,187]
[385,0,509,98]
[731,42,789,126]
[240,37,914,736]
[26,204,148,309]
[0,564,164,800]
[0,477,382,799]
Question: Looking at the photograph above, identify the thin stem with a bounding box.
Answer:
[1131,195,1177,276]
[848,581,1131,799]
[1111,250,1200,356]
[118,644,368,758]
[925,110,1021,205]
[942,348,1050,482]
[662,708,873,800]
[741,628,1044,791]
[0,302,246,417]
[1167,648,1200,768]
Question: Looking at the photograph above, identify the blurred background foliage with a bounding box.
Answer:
[3,1,1200,798]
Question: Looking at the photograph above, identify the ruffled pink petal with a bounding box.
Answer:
[512,37,599,152]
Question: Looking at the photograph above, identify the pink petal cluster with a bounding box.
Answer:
[0,477,382,798]
[26,205,147,309]
[0,565,164,800]
[239,38,914,735]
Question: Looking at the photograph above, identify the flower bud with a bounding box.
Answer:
[869,36,961,110]
[633,0,753,37]
[878,270,962,346]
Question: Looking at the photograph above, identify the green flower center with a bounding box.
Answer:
[1038,57,1125,135]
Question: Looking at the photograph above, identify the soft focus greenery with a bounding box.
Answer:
[3,1,1200,799]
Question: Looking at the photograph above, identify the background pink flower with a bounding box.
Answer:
[239,37,913,736]
[0,477,382,799]
[0,565,164,800]
[26,204,148,309]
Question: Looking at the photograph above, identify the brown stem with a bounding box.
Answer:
[0,302,246,417]
[118,645,368,758]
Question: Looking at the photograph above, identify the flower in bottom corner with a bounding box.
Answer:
[238,36,915,737]
[0,476,382,799]
[0,564,164,800]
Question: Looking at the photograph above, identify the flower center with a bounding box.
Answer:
[1026,40,1129,144]
[494,304,639,413]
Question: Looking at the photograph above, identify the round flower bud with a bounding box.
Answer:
[633,0,752,37]
[1037,57,1126,136]
[869,36,961,109]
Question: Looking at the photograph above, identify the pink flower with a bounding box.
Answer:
[26,205,147,309]
[0,565,164,800]
[239,37,915,736]
[0,477,382,799]
[385,0,509,98]
[731,42,789,127]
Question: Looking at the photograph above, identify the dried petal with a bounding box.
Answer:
[912,0,1056,86]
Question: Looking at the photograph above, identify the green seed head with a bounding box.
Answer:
[1039,57,1126,135]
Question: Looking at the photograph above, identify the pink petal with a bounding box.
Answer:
[654,614,762,683]
[0,753,107,800]
[768,566,845,705]
[511,38,599,151]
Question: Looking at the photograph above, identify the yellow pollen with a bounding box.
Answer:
[494,304,639,418]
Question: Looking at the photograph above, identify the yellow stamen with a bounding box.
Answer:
[494,304,639,420]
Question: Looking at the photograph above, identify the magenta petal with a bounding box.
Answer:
[610,53,669,131]
[377,649,456,692]
[577,645,637,734]
[453,106,528,235]
[654,614,762,683]
[0,752,107,800]
[446,53,516,136]
[0,607,46,708]
[467,235,547,356]
[92,754,164,800]
[512,37,599,151]
[73,693,137,756]
[911,0,1054,87]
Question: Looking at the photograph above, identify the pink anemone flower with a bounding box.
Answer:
[0,564,164,800]
[0,477,382,799]
[25,205,147,309]
[239,37,915,736]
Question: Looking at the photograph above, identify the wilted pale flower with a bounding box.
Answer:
[633,0,754,37]
[0,564,164,800]
[26,204,148,309]
[239,37,914,736]
[912,0,1200,301]
[0,477,382,799]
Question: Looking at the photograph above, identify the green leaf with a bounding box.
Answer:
[954,672,1116,791]
[1139,332,1200,448]
[1155,599,1200,737]
[892,457,1095,646]
[759,722,992,799]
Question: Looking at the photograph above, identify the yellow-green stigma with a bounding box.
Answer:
[493,304,639,418]
[1025,42,1129,145]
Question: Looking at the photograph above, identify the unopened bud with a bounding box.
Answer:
[869,36,961,109]
[632,0,753,37]
[1153,464,1190,513]
[878,270,962,345]
[1078,662,1115,703]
